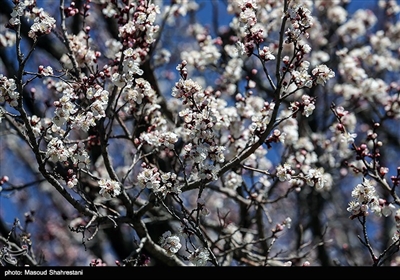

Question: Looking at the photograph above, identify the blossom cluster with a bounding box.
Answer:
[98,179,121,200]
[8,1,26,26]
[0,27,16,47]
[27,7,56,40]
[49,83,109,132]
[188,247,210,266]
[159,231,182,256]
[115,1,160,48]
[60,31,100,69]
[181,24,221,71]
[394,209,400,242]
[8,2,56,41]
[347,179,395,219]
[0,75,19,107]
[172,69,226,181]
[275,162,332,192]
[137,164,182,197]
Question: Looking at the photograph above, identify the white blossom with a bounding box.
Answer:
[312,64,335,85]
[98,179,121,200]
[189,247,210,266]
[159,231,181,256]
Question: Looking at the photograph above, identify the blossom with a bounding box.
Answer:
[236,1,258,27]
[277,113,299,145]
[300,43,312,54]
[159,231,181,256]
[98,179,121,200]
[327,6,348,24]
[181,32,221,70]
[137,167,161,190]
[312,64,335,85]
[189,247,210,266]
[38,65,53,76]
[259,46,275,61]
[303,102,315,117]
[122,57,144,76]
[285,5,313,43]
[283,217,292,229]
[9,2,25,26]
[276,163,293,182]
[60,31,98,68]
[111,73,125,87]
[340,132,357,144]
[360,78,388,102]
[381,202,396,217]
[45,138,70,163]
[347,179,383,218]
[199,163,219,181]
[305,168,331,190]
[292,69,312,89]
[224,171,243,190]
[155,172,182,197]
[172,78,202,99]
[70,112,96,132]
[67,174,78,188]
[351,179,377,204]
[67,142,91,168]
[86,88,109,120]
[28,9,56,40]
[0,30,16,47]
[337,9,377,42]
[347,200,363,216]
[0,75,19,107]
[122,78,156,108]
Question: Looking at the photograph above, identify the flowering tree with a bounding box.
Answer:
[1,0,400,267]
